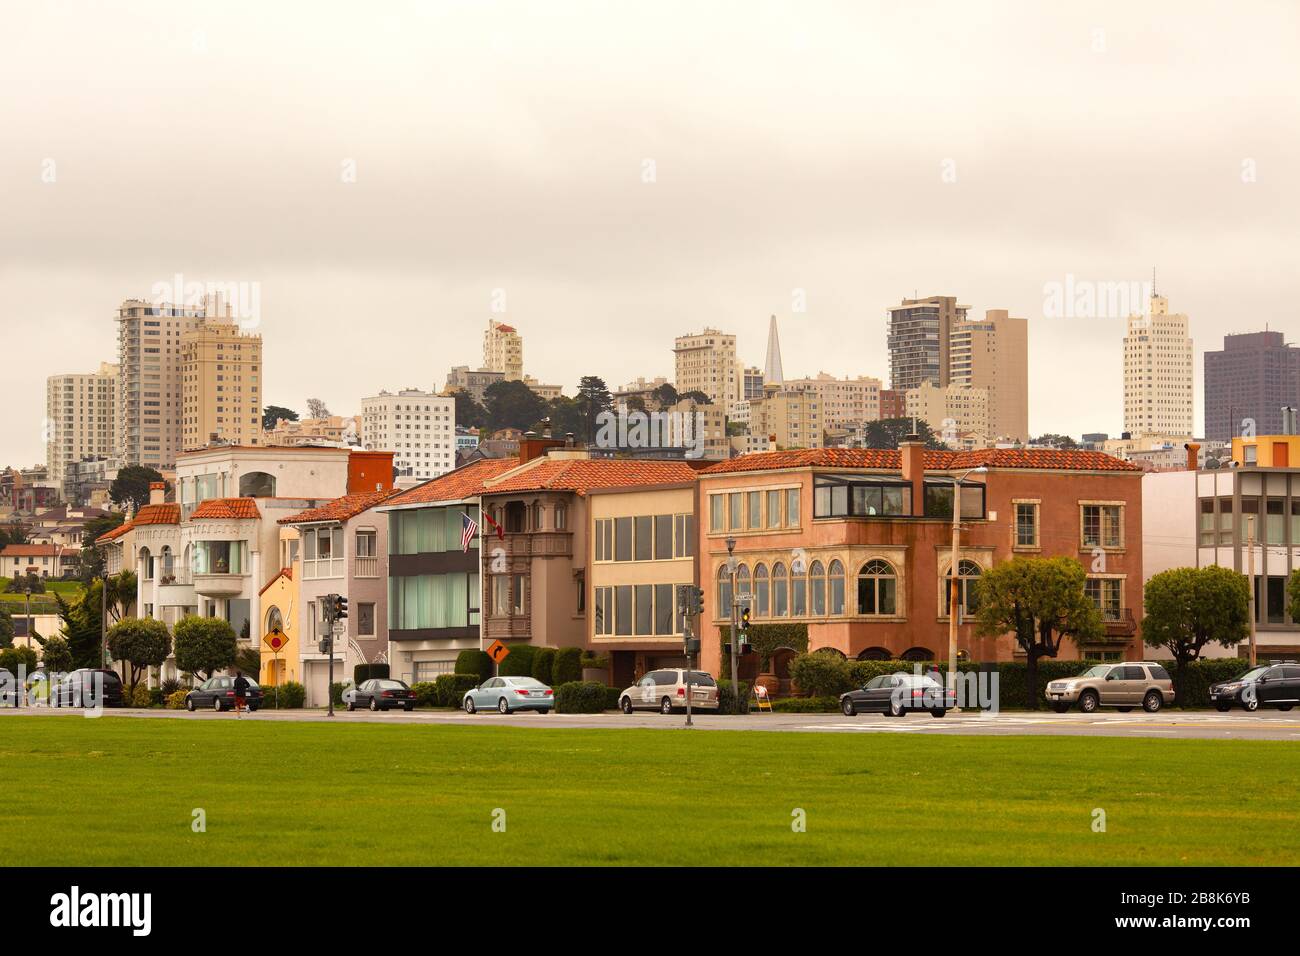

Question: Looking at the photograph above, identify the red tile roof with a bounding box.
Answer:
[96,521,133,544]
[1,544,68,557]
[484,458,701,496]
[190,498,261,520]
[278,488,401,525]
[381,459,522,507]
[133,503,181,525]
[700,446,1140,475]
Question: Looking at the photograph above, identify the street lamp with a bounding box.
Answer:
[725,536,738,697]
[947,466,986,711]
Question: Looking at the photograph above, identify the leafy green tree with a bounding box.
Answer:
[173,615,237,680]
[1144,566,1250,705]
[452,391,489,429]
[1032,433,1078,449]
[40,635,73,673]
[862,417,945,450]
[678,390,711,406]
[0,521,29,548]
[106,617,172,693]
[0,645,39,676]
[56,590,103,668]
[105,570,137,623]
[235,645,261,677]
[109,465,167,512]
[546,395,584,441]
[0,606,12,647]
[651,382,679,409]
[575,376,613,445]
[262,405,299,430]
[625,395,647,413]
[973,556,1104,709]
[483,380,550,432]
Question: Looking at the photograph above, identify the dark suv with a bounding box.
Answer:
[1210,663,1300,712]
[53,669,125,708]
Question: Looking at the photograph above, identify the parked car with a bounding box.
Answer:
[463,676,554,714]
[344,678,415,712]
[840,672,955,717]
[619,669,719,714]
[184,676,264,712]
[0,668,16,707]
[1045,662,1174,713]
[1210,663,1300,712]
[53,669,125,708]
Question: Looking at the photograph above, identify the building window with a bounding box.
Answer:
[654,583,674,635]
[786,488,800,526]
[302,526,344,578]
[615,585,632,635]
[356,530,376,558]
[357,602,375,636]
[710,495,724,532]
[1198,498,1216,546]
[634,516,653,561]
[717,564,733,613]
[1014,502,1039,548]
[555,504,566,530]
[767,490,782,528]
[810,561,826,615]
[512,574,527,615]
[828,560,845,615]
[772,562,789,616]
[1085,577,1123,621]
[729,492,744,531]
[754,563,769,616]
[748,491,762,529]
[857,559,897,616]
[1081,504,1123,549]
[635,584,653,634]
[943,559,982,618]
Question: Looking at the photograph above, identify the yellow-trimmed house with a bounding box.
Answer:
[258,563,300,689]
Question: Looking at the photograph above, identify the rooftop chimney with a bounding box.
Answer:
[1184,442,1201,472]
[899,437,926,515]
[148,481,166,506]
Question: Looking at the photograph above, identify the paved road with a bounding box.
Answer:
[4,705,1300,740]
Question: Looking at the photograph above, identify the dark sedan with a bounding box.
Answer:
[343,678,415,712]
[1210,664,1300,712]
[185,676,264,712]
[53,669,125,709]
[840,672,955,718]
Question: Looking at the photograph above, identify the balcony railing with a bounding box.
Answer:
[497,531,573,558]
[354,555,379,578]
[1101,607,1137,638]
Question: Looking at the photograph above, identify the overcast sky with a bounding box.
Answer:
[3,0,1298,466]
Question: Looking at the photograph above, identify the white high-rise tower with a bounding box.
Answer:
[763,314,784,386]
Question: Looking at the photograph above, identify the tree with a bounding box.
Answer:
[40,635,73,673]
[106,617,172,693]
[678,390,711,406]
[262,405,299,430]
[104,570,137,623]
[236,645,261,677]
[78,514,125,584]
[546,395,585,441]
[109,465,167,512]
[1143,566,1250,703]
[0,645,39,677]
[575,376,613,445]
[452,391,489,429]
[973,556,1104,710]
[0,605,12,647]
[173,615,237,680]
[483,380,549,432]
[56,590,103,669]
[651,382,679,409]
[0,521,29,548]
[305,397,331,419]
[1033,433,1079,450]
[862,418,945,450]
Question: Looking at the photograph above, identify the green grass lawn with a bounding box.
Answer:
[2,716,1297,866]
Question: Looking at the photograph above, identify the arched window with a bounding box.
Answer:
[238,471,276,498]
[944,559,982,618]
[531,501,544,531]
[717,564,732,612]
[266,606,283,633]
[828,560,845,615]
[772,562,789,616]
[138,546,153,580]
[754,564,769,617]
[810,561,826,616]
[791,562,807,616]
[159,545,174,582]
[902,646,934,662]
[857,559,897,615]
[858,646,891,661]
[735,564,751,614]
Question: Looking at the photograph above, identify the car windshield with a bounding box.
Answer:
[1077,665,1109,678]
[506,677,544,687]
[1238,667,1269,682]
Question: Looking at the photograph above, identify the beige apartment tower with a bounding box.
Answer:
[783,373,882,429]
[484,320,524,381]
[673,328,739,415]
[117,298,204,468]
[46,362,118,484]
[949,309,1029,441]
[748,383,824,450]
[905,381,990,447]
[1123,293,1194,438]
[181,304,264,450]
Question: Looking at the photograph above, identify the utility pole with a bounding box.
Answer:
[1246,515,1257,667]
[946,467,984,711]
[324,593,337,717]
[726,537,738,697]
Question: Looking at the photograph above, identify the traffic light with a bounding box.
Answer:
[740,607,751,633]
[333,594,349,621]
[692,586,705,616]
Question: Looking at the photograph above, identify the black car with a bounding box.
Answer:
[344,679,415,712]
[185,676,264,712]
[839,672,956,718]
[1209,663,1300,712]
[53,669,125,708]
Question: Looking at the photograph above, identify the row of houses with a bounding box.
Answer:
[92,432,1300,704]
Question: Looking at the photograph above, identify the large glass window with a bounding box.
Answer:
[615,585,633,635]
[654,515,673,560]
[673,514,694,557]
[754,563,769,616]
[829,560,845,615]
[614,517,633,561]
[791,567,807,616]
[654,583,674,635]
[1198,499,1216,547]
[767,490,782,528]
[943,559,982,618]
[729,493,744,531]
[748,492,762,529]
[924,482,986,520]
[857,560,897,615]
[772,562,788,616]
[301,526,344,579]
[1016,503,1039,547]
[717,564,733,613]
[1082,504,1122,548]
[388,573,473,630]
[635,584,654,634]
[192,540,246,575]
[786,488,800,526]
[1084,577,1122,621]
[634,516,653,561]
[1266,498,1285,545]
[810,560,826,615]
[814,477,910,518]
[710,495,724,532]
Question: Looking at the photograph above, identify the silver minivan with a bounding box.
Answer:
[620,669,719,714]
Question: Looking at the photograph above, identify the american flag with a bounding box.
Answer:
[460,512,479,552]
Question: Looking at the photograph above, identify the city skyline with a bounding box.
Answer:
[4,1,1299,465]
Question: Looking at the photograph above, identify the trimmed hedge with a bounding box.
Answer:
[260,681,305,709]
[434,673,480,707]
[455,649,493,684]
[771,696,840,713]
[552,647,583,685]
[604,686,624,711]
[718,679,751,714]
[354,663,390,683]
[411,681,438,707]
[554,680,606,713]
[330,682,349,707]
[720,622,809,670]
[1167,658,1250,708]
[498,643,538,677]
[789,653,855,697]
[531,647,556,686]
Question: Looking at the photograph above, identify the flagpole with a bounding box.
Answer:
[477,496,485,653]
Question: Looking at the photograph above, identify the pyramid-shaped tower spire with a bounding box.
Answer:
[763,314,784,386]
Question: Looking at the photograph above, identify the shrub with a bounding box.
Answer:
[165,689,188,710]
[771,696,840,713]
[173,615,237,679]
[552,647,583,685]
[581,652,610,670]
[717,679,751,714]
[789,653,854,697]
[1174,658,1251,708]
[531,647,556,686]
[160,677,184,697]
[604,685,624,711]
[455,649,493,684]
[554,681,606,713]
[0,645,39,675]
[330,682,348,707]
[261,681,305,709]
[498,643,538,677]
[129,683,152,708]
[354,663,390,683]
[411,681,439,708]
[40,636,74,674]
[434,673,479,707]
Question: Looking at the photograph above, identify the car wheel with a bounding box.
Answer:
[1050,703,1070,714]
[1117,707,1133,713]
[887,698,904,718]
[464,697,476,714]
[497,698,510,714]
[1243,696,1259,712]
[841,697,856,716]
[1214,703,1231,712]
[404,704,414,712]
[1078,690,1099,714]
[929,708,946,718]
[369,698,379,712]
[213,697,224,713]
[538,709,550,715]
[346,701,355,712]
[660,697,673,715]
[620,696,633,714]
[186,697,196,712]
[1142,691,1163,713]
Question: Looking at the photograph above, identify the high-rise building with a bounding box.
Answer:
[742,366,765,401]
[1123,293,1194,438]
[784,373,882,429]
[905,381,990,447]
[117,297,204,469]
[1203,331,1300,441]
[748,383,823,450]
[46,362,118,486]
[673,328,739,414]
[886,295,968,392]
[763,314,785,386]
[483,320,524,381]
[181,302,264,450]
[445,366,505,404]
[360,389,457,482]
[949,309,1029,441]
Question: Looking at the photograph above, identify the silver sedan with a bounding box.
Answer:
[463,676,554,714]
